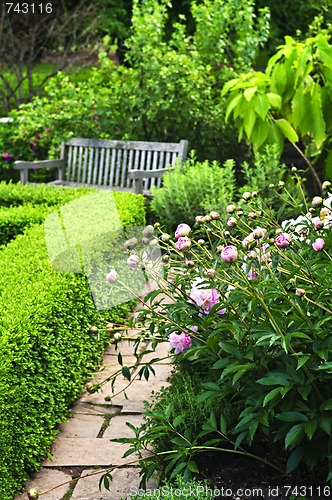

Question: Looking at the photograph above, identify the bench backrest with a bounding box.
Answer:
[61,138,188,191]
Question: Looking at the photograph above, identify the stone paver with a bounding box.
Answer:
[58,413,105,438]
[71,467,156,500]
[104,414,144,440]
[42,438,137,467]
[15,469,72,500]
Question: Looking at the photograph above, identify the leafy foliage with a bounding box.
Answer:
[1,0,270,174]
[109,174,332,483]
[150,156,236,231]
[222,32,332,183]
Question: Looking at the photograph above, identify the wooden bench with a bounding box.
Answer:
[13,138,189,195]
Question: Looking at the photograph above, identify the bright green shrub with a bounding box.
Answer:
[0,187,146,499]
[0,204,53,246]
[150,157,236,231]
[0,181,96,207]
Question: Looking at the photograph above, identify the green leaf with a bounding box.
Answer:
[320,399,332,411]
[257,374,291,386]
[296,355,310,370]
[286,448,304,473]
[275,119,299,142]
[276,412,308,423]
[254,93,270,119]
[117,352,123,366]
[225,93,242,121]
[173,415,184,428]
[243,107,257,140]
[267,92,282,109]
[263,387,281,406]
[187,460,199,473]
[303,419,317,440]
[244,87,257,102]
[121,366,131,381]
[324,150,332,181]
[220,414,228,434]
[285,424,304,449]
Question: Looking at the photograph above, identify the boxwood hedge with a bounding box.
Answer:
[0,184,146,499]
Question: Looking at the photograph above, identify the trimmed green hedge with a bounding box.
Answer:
[0,184,146,499]
[0,204,53,246]
[0,181,95,207]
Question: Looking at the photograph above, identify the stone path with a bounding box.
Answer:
[15,333,171,500]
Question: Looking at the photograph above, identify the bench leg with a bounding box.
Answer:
[20,169,28,184]
[134,178,143,195]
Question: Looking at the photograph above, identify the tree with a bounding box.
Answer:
[222,32,332,187]
[0,0,106,113]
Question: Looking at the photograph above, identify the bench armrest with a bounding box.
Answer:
[128,168,171,194]
[13,159,65,184]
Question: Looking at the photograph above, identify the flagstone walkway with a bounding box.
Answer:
[15,317,171,500]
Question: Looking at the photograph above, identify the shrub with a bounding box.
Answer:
[150,147,303,232]
[0,204,53,246]
[0,187,146,499]
[106,174,332,484]
[150,156,236,231]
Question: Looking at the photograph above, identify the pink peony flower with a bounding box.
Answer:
[169,332,192,354]
[106,270,118,282]
[189,281,226,315]
[175,236,191,251]
[275,233,291,248]
[175,223,191,238]
[312,238,325,251]
[221,245,238,263]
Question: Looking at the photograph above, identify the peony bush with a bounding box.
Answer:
[104,173,332,485]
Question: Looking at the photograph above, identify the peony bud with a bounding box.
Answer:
[227,216,237,227]
[27,489,39,500]
[175,236,191,251]
[322,181,331,191]
[161,233,170,242]
[124,237,138,250]
[295,288,306,297]
[206,268,216,277]
[242,191,251,201]
[90,326,98,334]
[106,270,118,283]
[113,333,122,341]
[175,223,191,238]
[312,196,323,207]
[195,215,204,223]
[186,260,195,268]
[210,211,220,220]
[127,254,140,269]
[142,225,154,237]
[226,204,236,213]
[278,181,285,187]
[269,183,275,188]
